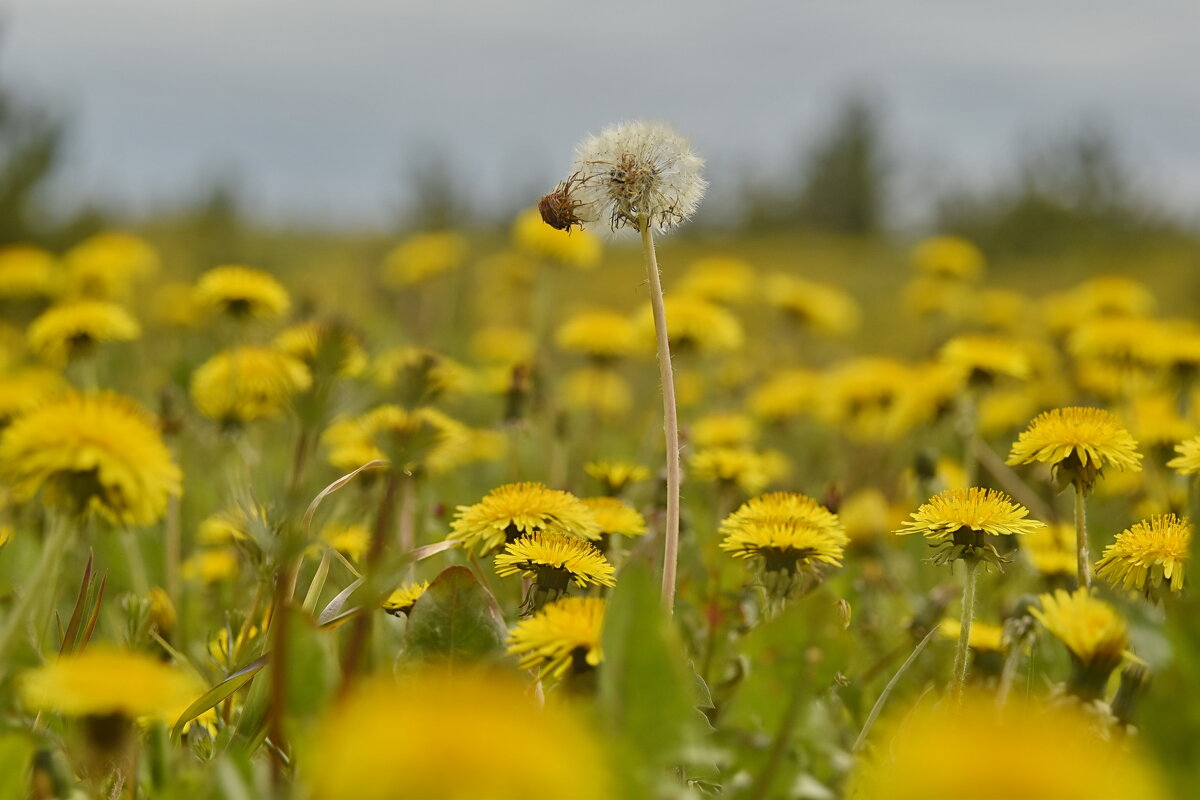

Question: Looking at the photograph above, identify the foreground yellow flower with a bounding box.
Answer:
[190,346,312,424]
[27,299,140,364]
[909,234,984,280]
[193,264,291,320]
[382,231,467,286]
[495,532,616,601]
[1095,514,1190,597]
[20,646,199,720]
[896,487,1044,566]
[448,482,601,554]
[1006,406,1142,492]
[851,692,1166,800]
[0,244,57,299]
[381,580,430,616]
[0,391,181,525]
[1167,434,1200,475]
[507,596,605,681]
[307,671,612,800]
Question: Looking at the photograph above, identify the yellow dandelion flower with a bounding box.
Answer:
[635,294,744,355]
[0,391,180,525]
[1167,434,1200,475]
[0,367,67,424]
[851,692,1166,800]
[903,274,972,320]
[978,387,1041,437]
[190,346,312,424]
[208,619,263,671]
[507,596,605,681]
[555,310,638,360]
[182,548,238,584]
[939,333,1031,384]
[273,320,367,377]
[449,482,601,554]
[20,646,199,720]
[839,488,907,546]
[674,256,756,305]
[0,524,13,547]
[938,618,1005,652]
[27,299,140,364]
[691,411,759,447]
[1095,514,1191,597]
[494,532,616,606]
[0,244,57,299]
[972,287,1032,332]
[721,491,844,537]
[719,519,845,576]
[747,368,817,422]
[1032,588,1129,697]
[819,357,917,441]
[372,346,473,398]
[320,522,370,563]
[1007,406,1142,492]
[558,366,633,418]
[1126,392,1191,449]
[193,264,290,320]
[382,231,467,286]
[381,580,430,616]
[762,272,860,335]
[903,361,967,427]
[584,460,651,495]
[1067,315,1164,368]
[896,487,1044,565]
[150,281,203,328]
[910,235,984,280]
[198,505,270,545]
[512,207,601,269]
[62,232,158,299]
[1043,276,1156,335]
[579,497,646,537]
[689,446,772,494]
[147,587,176,633]
[323,405,495,475]
[470,325,536,366]
[308,670,612,800]
[1022,522,1077,577]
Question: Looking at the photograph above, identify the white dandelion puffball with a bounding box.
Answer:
[571,120,706,235]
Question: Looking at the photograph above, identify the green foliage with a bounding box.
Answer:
[401,566,508,666]
[0,733,33,799]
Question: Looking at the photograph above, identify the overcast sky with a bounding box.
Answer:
[2,0,1199,228]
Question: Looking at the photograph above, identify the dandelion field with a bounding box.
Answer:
[2,125,1200,800]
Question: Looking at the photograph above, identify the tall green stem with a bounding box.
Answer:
[951,559,979,701]
[1074,483,1091,589]
[640,220,681,614]
[0,512,74,662]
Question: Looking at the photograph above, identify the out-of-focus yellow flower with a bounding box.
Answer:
[208,619,264,671]
[320,522,370,563]
[903,274,972,320]
[850,692,1166,800]
[584,460,651,495]
[555,310,638,360]
[150,281,204,328]
[0,524,13,548]
[1167,433,1200,475]
[0,391,181,525]
[903,362,966,427]
[1032,588,1128,674]
[1043,275,1157,336]
[747,368,817,423]
[507,596,605,681]
[62,232,158,299]
[494,532,616,592]
[558,366,632,418]
[763,272,860,335]
[674,367,706,409]
[1068,315,1164,369]
[274,320,367,377]
[1021,522,1077,577]
[198,505,271,546]
[0,244,57,299]
[193,265,290,320]
[819,357,916,441]
[839,488,906,546]
[635,294,744,355]
[0,367,68,424]
[19,646,199,720]
[910,235,984,280]
[690,411,759,448]
[512,207,601,269]
[673,256,756,305]
[972,287,1032,332]
[381,581,429,616]
[382,231,468,286]
[938,618,1005,652]
[307,670,613,800]
[147,587,176,633]
[27,299,140,364]
[322,405,497,475]
[579,496,646,538]
[896,487,1044,566]
[448,482,600,555]
[470,325,536,366]
[1096,514,1190,597]
[190,346,312,424]
[689,447,772,494]
[1124,392,1191,449]
[978,387,1041,437]
[939,333,1031,385]
[372,346,473,398]
[182,548,238,584]
[1007,406,1142,492]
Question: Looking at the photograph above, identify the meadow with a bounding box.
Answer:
[1,124,1200,799]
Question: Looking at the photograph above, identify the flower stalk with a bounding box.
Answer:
[951,558,979,701]
[1073,482,1091,589]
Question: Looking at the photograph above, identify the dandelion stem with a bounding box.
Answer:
[121,526,151,597]
[640,218,681,614]
[951,559,979,702]
[1074,483,1091,589]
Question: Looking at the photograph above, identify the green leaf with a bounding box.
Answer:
[401,566,508,666]
[283,606,336,720]
[598,559,699,771]
[171,656,268,739]
[0,734,33,799]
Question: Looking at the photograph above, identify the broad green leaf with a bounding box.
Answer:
[283,606,336,720]
[172,656,268,739]
[401,566,508,666]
